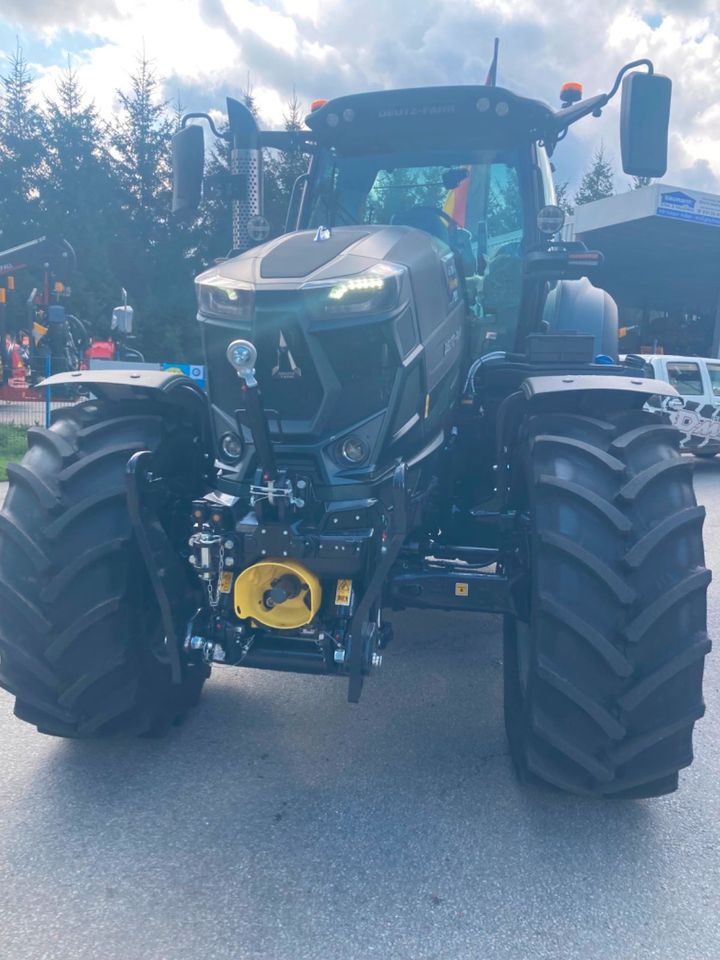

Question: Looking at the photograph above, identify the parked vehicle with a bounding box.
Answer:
[642,354,720,457]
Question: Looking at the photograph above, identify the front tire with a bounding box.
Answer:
[504,408,710,797]
[0,398,209,737]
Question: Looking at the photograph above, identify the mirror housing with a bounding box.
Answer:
[620,71,671,178]
[112,304,134,335]
[172,124,205,219]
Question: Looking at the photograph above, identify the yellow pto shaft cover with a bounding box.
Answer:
[233,559,321,630]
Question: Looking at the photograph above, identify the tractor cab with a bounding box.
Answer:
[297,86,553,355]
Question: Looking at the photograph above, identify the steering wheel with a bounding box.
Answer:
[391,206,459,244]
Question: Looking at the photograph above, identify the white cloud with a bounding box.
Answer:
[4,0,719,191]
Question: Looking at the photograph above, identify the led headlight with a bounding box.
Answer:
[303,263,404,317]
[196,275,254,321]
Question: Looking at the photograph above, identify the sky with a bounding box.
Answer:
[0,0,719,195]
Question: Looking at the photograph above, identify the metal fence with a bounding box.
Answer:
[0,357,78,479]
[1,355,80,428]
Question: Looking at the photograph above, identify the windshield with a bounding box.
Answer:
[306,148,527,352]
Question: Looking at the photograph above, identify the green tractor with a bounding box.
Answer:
[0,59,710,797]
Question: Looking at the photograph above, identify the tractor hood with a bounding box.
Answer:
[196,224,465,491]
[196,224,447,291]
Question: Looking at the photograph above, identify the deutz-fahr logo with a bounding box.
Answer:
[377,104,456,119]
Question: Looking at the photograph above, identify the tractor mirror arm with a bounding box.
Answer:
[551,92,609,133]
[259,130,316,154]
[180,112,314,154]
[549,58,655,136]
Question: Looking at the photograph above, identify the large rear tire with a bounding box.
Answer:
[504,408,710,797]
[0,398,209,737]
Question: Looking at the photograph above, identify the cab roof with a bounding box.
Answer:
[304,85,555,153]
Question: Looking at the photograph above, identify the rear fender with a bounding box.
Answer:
[495,373,680,503]
[521,373,679,404]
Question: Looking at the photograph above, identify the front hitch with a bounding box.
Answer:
[344,460,409,703]
[127,450,199,684]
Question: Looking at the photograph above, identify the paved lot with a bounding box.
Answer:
[1,465,720,960]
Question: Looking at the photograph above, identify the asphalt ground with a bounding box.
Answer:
[1,464,720,960]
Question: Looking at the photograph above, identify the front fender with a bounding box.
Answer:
[41,369,213,454]
[41,369,206,404]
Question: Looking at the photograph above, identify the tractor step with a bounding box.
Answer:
[387,563,519,614]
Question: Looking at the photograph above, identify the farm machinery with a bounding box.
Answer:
[0,237,142,387]
[0,58,709,797]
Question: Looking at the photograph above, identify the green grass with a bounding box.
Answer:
[0,424,28,481]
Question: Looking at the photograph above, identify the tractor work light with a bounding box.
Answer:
[303,263,405,317]
[339,435,369,464]
[219,432,244,462]
[537,204,566,236]
[196,275,254,321]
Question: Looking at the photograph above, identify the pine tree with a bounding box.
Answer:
[0,43,44,245]
[574,144,616,207]
[630,175,653,189]
[264,87,310,236]
[113,53,173,241]
[554,180,574,215]
[112,54,199,360]
[41,62,122,326]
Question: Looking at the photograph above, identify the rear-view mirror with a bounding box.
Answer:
[620,71,672,178]
[172,124,205,219]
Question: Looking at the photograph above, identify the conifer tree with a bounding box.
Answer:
[42,63,121,325]
[112,54,198,359]
[0,43,44,245]
[554,180,574,215]
[574,144,616,207]
[264,87,310,236]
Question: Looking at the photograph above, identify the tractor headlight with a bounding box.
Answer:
[303,263,404,318]
[196,275,254,321]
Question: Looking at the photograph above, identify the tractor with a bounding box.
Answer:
[0,59,710,798]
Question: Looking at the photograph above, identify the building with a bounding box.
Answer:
[571,184,720,357]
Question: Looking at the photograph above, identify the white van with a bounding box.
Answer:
[642,354,720,457]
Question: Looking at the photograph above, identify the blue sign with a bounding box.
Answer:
[656,188,720,228]
[659,190,696,210]
[161,362,206,389]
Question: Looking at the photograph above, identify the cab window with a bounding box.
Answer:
[667,362,703,396]
[706,363,720,397]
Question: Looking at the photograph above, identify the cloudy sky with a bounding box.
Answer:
[1,0,718,194]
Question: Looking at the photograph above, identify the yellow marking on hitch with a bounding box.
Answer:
[335,579,353,607]
[218,571,234,594]
[455,582,469,597]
